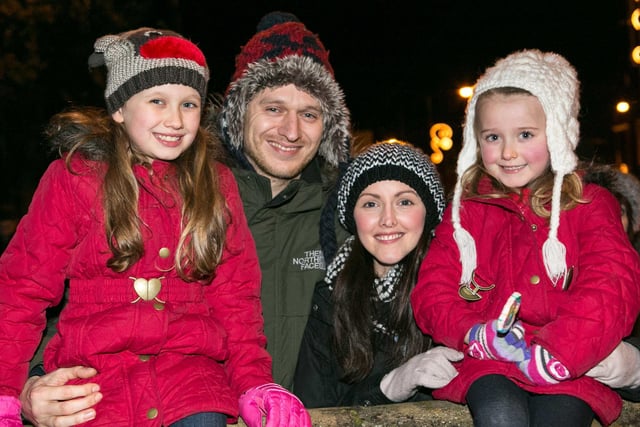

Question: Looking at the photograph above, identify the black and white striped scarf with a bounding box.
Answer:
[325,236,403,337]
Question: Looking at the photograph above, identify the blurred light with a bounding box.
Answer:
[458,86,474,99]
[633,9,640,31]
[429,123,453,164]
[617,101,631,113]
[620,163,630,174]
[632,46,640,64]
[380,138,415,149]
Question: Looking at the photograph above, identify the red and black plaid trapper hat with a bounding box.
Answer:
[229,12,334,84]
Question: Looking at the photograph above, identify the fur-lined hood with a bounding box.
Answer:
[583,163,640,234]
[45,107,114,162]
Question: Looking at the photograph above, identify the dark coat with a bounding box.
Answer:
[293,279,432,408]
[233,158,349,390]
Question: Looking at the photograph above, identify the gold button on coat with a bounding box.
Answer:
[158,247,170,258]
[147,408,158,419]
[153,301,165,311]
[530,275,541,285]
[139,355,150,361]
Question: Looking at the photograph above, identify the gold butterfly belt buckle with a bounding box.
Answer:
[458,271,495,301]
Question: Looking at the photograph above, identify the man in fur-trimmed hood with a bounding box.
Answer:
[16,12,353,423]
[219,11,351,174]
[217,11,352,390]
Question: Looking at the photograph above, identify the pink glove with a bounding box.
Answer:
[238,383,311,427]
[0,396,22,427]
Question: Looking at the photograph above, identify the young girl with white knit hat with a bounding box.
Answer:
[411,49,640,426]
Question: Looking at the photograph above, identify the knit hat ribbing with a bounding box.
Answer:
[89,27,209,114]
[453,49,580,286]
[219,11,350,167]
[337,142,446,236]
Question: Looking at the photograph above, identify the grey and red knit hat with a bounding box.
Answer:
[88,27,209,114]
[220,11,350,168]
[337,141,446,236]
[453,49,580,286]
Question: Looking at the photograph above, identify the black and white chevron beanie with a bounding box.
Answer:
[453,49,580,286]
[337,141,446,235]
[88,27,209,114]
[219,11,350,168]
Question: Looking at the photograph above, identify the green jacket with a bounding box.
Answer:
[232,159,349,390]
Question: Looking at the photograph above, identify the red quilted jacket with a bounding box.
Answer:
[411,179,640,426]
[0,157,272,426]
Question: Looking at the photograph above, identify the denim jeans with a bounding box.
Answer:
[170,412,227,427]
[466,374,594,427]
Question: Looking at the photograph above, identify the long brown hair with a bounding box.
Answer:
[46,105,227,282]
[332,229,433,383]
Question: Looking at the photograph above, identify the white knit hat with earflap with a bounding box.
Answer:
[453,49,580,286]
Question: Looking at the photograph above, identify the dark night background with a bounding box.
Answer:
[1,0,638,219]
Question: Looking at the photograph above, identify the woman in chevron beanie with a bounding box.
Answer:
[294,141,463,408]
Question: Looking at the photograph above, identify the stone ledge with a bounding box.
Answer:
[231,399,640,426]
[20,398,640,426]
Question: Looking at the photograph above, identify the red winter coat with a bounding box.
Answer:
[0,157,272,426]
[411,179,640,426]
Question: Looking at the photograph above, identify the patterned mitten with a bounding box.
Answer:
[467,320,529,362]
[517,343,571,385]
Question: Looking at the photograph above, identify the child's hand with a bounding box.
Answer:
[239,383,311,427]
[467,320,529,362]
[517,344,571,385]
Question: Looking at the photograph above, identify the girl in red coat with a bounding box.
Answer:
[0,28,310,426]
[411,49,640,426]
